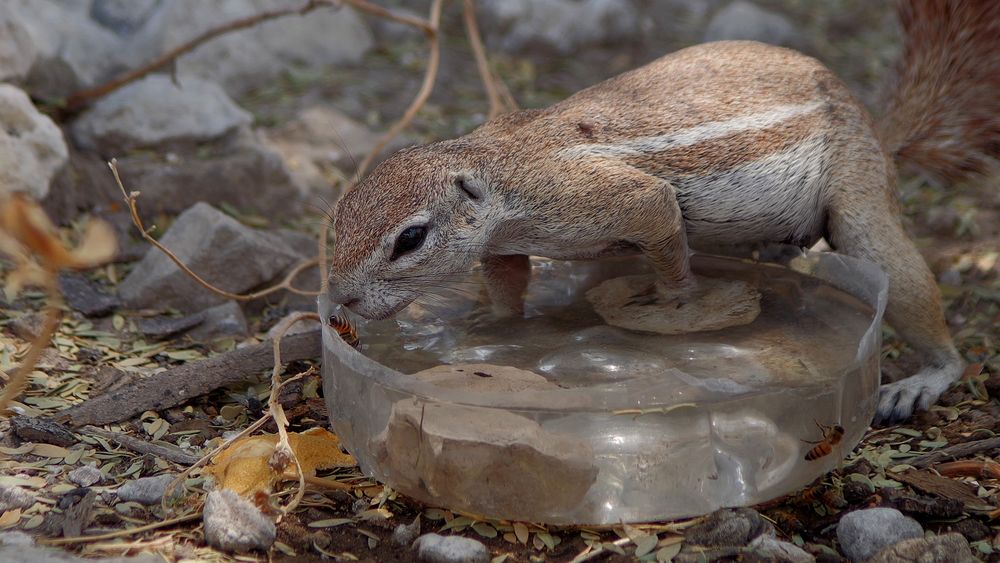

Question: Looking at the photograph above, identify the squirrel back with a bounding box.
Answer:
[879,0,1000,184]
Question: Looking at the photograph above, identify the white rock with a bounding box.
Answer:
[413,533,490,563]
[478,0,640,55]
[0,5,36,82]
[116,474,178,506]
[72,74,252,152]
[90,0,161,36]
[837,508,923,562]
[68,465,105,488]
[748,535,815,562]
[9,0,124,97]
[0,85,69,200]
[203,489,276,553]
[704,1,800,47]
[123,0,374,94]
[0,486,36,513]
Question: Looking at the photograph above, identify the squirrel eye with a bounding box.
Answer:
[391,225,428,260]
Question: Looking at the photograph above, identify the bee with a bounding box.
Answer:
[328,314,360,349]
[803,421,845,461]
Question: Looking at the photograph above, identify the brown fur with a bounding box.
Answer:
[330,2,998,422]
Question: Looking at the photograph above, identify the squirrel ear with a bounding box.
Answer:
[454,172,485,201]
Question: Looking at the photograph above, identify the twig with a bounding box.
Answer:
[81,425,201,466]
[910,436,1000,468]
[354,0,445,179]
[935,459,1000,480]
[62,0,333,114]
[38,513,202,545]
[109,159,320,302]
[339,0,433,35]
[55,330,321,427]
[462,0,517,119]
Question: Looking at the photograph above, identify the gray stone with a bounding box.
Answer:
[118,202,305,313]
[478,0,641,55]
[9,0,124,98]
[122,0,374,94]
[68,465,105,488]
[116,474,177,505]
[837,508,923,562]
[72,74,252,153]
[392,516,421,547]
[0,5,36,82]
[704,1,800,48]
[188,301,249,342]
[0,84,69,200]
[868,532,976,563]
[0,486,36,513]
[685,508,773,547]
[413,533,490,563]
[136,313,205,339]
[58,273,120,317]
[748,535,815,562]
[0,531,163,562]
[112,130,306,219]
[203,489,276,553]
[91,0,160,36]
[8,312,46,341]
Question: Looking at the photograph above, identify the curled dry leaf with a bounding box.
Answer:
[204,428,355,496]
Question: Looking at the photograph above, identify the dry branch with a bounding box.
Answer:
[55,330,321,427]
[354,0,445,179]
[62,0,334,113]
[463,0,517,120]
[81,425,201,466]
[909,436,1000,468]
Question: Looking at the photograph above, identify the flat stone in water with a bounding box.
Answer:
[587,274,760,335]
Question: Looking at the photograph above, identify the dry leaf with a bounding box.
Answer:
[0,509,21,528]
[204,428,355,496]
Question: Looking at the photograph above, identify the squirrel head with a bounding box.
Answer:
[328,142,496,319]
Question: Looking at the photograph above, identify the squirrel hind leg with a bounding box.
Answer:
[826,193,963,424]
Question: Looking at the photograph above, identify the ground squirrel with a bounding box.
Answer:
[329,0,1000,423]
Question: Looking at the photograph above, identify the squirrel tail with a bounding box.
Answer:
[878,0,1000,185]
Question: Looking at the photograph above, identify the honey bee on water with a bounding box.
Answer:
[803,421,845,461]
[328,314,360,349]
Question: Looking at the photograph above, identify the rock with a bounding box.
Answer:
[704,1,800,48]
[188,301,249,342]
[0,486,36,513]
[91,0,160,36]
[136,313,206,339]
[9,0,124,98]
[478,0,641,55]
[68,465,105,488]
[122,0,373,95]
[10,416,77,447]
[868,532,976,563]
[8,312,46,341]
[412,533,490,563]
[946,518,991,542]
[748,535,815,562]
[58,273,120,317]
[0,84,69,200]
[686,507,773,547]
[116,474,177,505]
[0,6,36,82]
[836,508,923,562]
[111,130,306,219]
[392,516,421,547]
[0,531,163,562]
[72,74,252,153]
[260,105,413,188]
[203,489,276,553]
[118,202,306,313]
[373,394,598,521]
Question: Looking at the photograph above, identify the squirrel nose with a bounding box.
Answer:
[327,281,359,309]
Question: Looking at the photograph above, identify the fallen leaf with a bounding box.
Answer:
[204,428,355,496]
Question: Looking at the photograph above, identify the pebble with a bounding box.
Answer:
[392,516,421,547]
[867,532,976,563]
[836,508,923,562]
[748,535,815,562]
[68,465,104,488]
[202,489,276,553]
[116,474,177,506]
[412,533,490,563]
[685,507,773,547]
[0,486,36,513]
